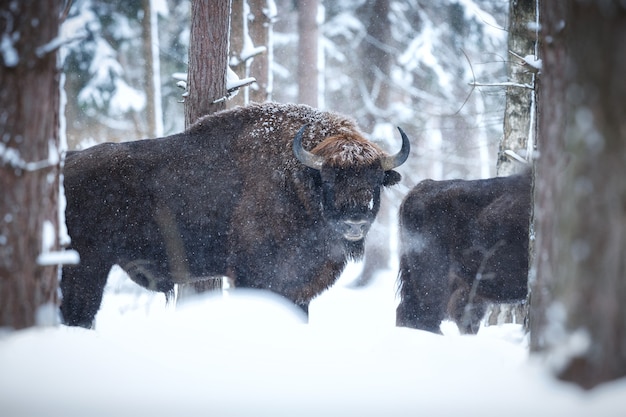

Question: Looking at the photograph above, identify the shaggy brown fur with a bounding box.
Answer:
[61,102,409,327]
[396,171,531,334]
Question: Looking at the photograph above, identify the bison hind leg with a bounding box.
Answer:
[123,259,175,295]
[447,278,487,335]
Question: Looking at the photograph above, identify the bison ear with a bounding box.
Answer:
[383,170,401,187]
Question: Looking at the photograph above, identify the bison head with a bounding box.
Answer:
[293,125,410,249]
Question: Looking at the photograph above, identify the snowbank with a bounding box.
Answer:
[1,268,624,417]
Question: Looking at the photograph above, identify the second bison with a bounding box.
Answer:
[396,171,531,334]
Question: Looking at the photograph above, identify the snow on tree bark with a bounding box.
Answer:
[227,0,246,108]
[487,0,538,328]
[531,1,626,389]
[0,0,62,329]
[498,0,537,176]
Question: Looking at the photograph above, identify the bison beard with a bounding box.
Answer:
[61,102,409,327]
[395,171,531,334]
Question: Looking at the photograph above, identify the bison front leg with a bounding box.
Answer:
[60,257,111,328]
[396,244,449,334]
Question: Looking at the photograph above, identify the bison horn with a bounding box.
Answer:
[293,125,324,170]
[380,127,411,171]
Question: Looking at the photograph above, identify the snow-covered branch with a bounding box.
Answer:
[0,140,58,172]
[468,81,534,90]
[509,50,542,74]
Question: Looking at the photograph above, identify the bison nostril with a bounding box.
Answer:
[345,219,367,229]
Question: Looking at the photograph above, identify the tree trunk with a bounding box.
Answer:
[180,0,232,295]
[297,0,318,106]
[184,0,231,126]
[498,0,537,176]
[0,0,62,329]
[486,0,537,327]
[248,0,273,103]
[142,0,164,137]
[227,0,246,108]
[531,1,626,390]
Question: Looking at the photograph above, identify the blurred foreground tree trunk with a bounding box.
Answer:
[531,1,626,390]
[0,0,62,329]
[180,0,231,296]
[486,0,537,327]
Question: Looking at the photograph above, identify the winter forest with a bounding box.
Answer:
[1,0,626,415]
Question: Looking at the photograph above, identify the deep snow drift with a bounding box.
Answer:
[1,264,624,417]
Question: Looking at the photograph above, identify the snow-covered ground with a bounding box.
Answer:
[1,264,624,417]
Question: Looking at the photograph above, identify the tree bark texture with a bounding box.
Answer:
[487,0,538,327]
[297,0,318,106]
[0,0,62,329]
[498,0,537,176]
[185,0,231,127]
[532,1,626,390]
[180,0,232,295]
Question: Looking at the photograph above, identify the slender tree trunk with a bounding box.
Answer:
[248,0,273,103]
[142,0,164,137]
[487,0,537,327]
[0,0,62,329]
[498,0,537,176]
[297,0,318,106]
[531,1,626,390]
[228,0,246,108]
[185,0,231,126]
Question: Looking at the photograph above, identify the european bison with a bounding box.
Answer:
[396,171,531,334]
[61,102,410,327]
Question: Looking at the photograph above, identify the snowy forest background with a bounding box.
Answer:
[62,0,508,181]
[2,0,626,415]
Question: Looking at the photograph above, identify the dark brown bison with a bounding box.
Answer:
[61,102,410,327]
[396,171,531,334]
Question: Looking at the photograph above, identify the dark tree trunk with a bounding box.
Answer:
[531,1,626,390]
[184,0,231,126]
[297,0,318,106]
[180,0,232,295]
[0,0,62,329]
